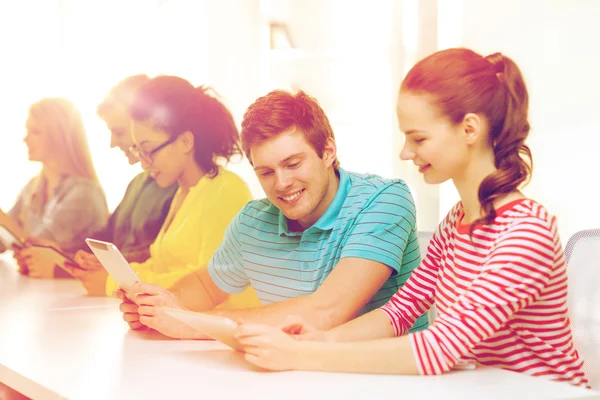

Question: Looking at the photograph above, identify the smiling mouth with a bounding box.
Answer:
[279,189,305,204]
[418,164,431,173]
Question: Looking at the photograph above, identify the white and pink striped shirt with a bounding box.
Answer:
[380,199,589,387]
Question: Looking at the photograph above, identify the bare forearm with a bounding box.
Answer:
[294,335,419,374]
[169,271,217,312]
[328,309,396,342]
[212,294,344,330]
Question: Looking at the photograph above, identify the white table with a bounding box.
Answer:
[0,256,598,400]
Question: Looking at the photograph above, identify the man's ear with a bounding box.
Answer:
[322,137,337,167]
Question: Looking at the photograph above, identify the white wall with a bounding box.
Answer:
[202,0,264,198]
[3,0,598,244]
[441,0,600,240]
[263,0,396,180]
[0,1,64,209]
[393,0,441,232]
[0,0,264,209]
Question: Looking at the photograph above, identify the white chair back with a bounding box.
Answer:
[564,229,600,389]
[417,231,434,260]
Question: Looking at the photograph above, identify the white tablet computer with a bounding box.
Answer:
[0,209,25,248]
[33,245,78,270]
[162,308,241,351]
[0,226,23,248]
[85,238,140,292]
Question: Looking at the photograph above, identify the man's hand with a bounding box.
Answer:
[235,323,301,371]
[278,315,333,342]
[128,282,211,339]
[115,289,147,330]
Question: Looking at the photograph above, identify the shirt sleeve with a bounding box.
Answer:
[407,217,557,375]
[29,181,108,251]
[106,174,252,295]
[70,211,115,253]
[379,213,447,335]
[141,180,251,289]
[340,182,417,274]
[70,175,140,254]
[7,184,27,224]
[208,206,252,295]
[88,211,117,243]
[0,182,28,253]
[119,185,175,261]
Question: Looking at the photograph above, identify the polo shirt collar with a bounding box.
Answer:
[278,168,350,236]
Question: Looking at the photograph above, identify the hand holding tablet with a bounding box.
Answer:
[86,241,237,345]
[32,245,79,270]
[0,209,25,249]
[85,238,141,292]
[0,227,23,249]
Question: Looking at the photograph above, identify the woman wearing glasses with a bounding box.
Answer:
[68,75,260,311]
[67,75,178,271]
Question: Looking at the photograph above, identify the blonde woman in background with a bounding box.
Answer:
[5,98,108,278]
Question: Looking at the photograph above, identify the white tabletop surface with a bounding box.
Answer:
[0,256,598,400]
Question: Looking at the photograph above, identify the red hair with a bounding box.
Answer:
[402,48,532,227]
[240,90,340,170]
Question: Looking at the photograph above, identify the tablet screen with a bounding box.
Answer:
[85,238,140,292]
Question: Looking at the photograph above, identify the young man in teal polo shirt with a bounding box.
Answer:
[119,90,428,339]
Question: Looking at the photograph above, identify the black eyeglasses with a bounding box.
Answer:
[129,135,178,165]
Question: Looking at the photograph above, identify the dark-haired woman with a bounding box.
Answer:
[233,49,589,387]
[69,75,260,311]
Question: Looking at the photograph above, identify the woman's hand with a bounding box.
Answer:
[234,323,302,371]
[17,246,55,278]
[64,261,109,296]
[279,315,333,342]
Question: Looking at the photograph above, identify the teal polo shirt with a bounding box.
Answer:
[208,168,428,332]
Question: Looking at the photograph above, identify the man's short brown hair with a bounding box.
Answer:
[240,90,340,170]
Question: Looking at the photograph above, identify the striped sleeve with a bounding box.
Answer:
[208,207,251,294]
[340,183,417,274]
[379,213,447,335]
[409,217,556,375]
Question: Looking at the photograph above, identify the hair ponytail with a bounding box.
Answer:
[474,53,532,227]
[401,48,532,230]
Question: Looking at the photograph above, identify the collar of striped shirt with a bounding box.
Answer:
[277,168,350,237]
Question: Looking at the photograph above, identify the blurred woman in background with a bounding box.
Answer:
[4,97,108,278]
